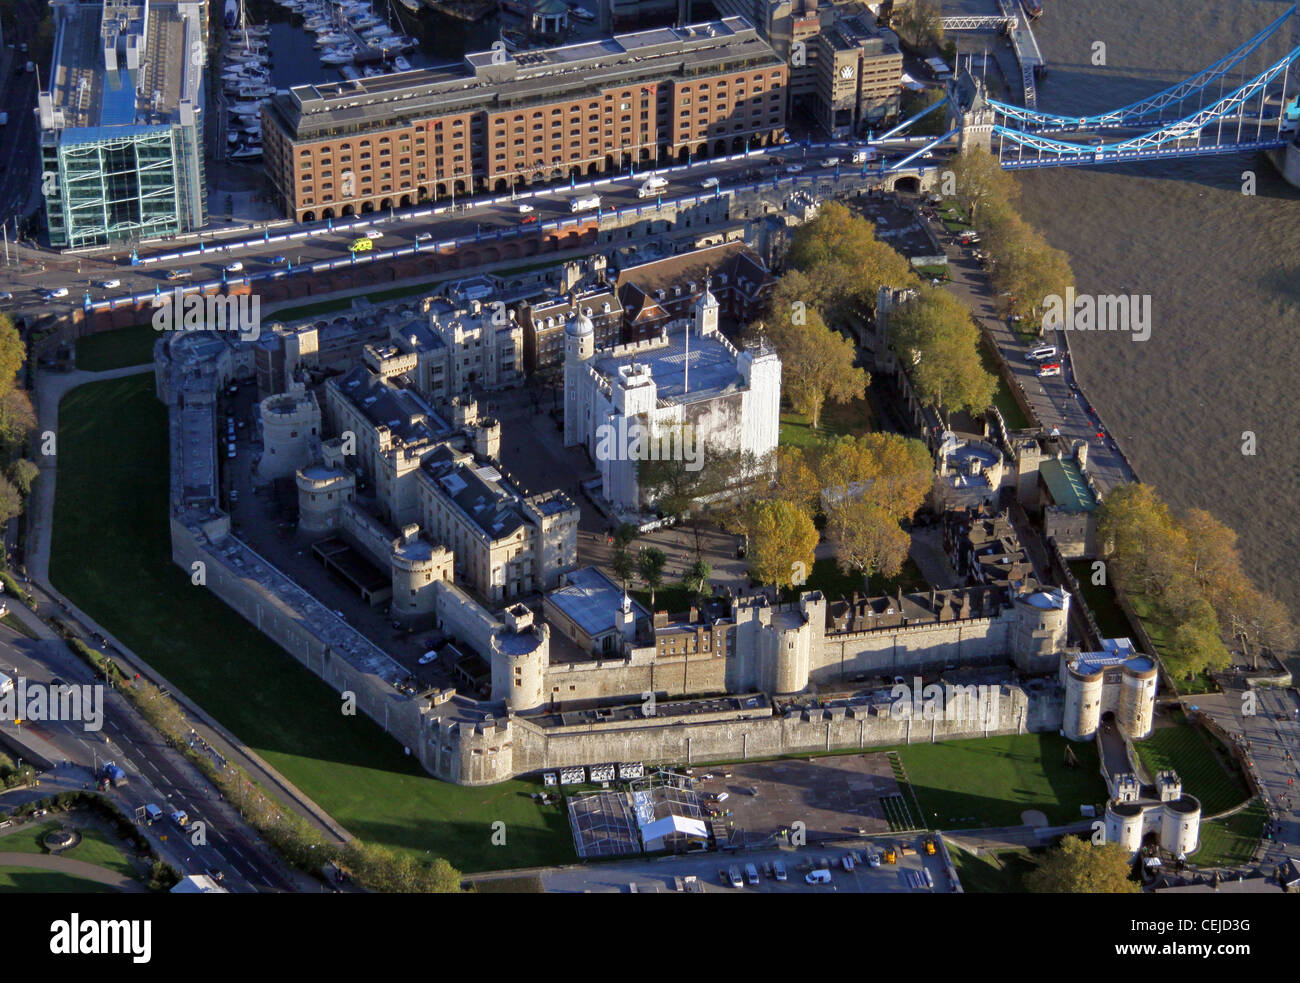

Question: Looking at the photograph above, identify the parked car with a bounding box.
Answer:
[727,865,744,888]
[805,869,832,884]
[773,860,787,881]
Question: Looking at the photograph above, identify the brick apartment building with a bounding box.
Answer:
[263,18,789,223]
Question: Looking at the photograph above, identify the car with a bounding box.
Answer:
[418,650,438,665]
[842,854,855,871]
[45,287,70,299]
[762,862,773,879]
[773,860,787,881]
[745,863,760,885]
[715,791,729,802]
[204,867,225,882]
[97,278,121,289]
[167,269,193,281]
[268,255,287,265]
[224,261,244,273]
[517,203,534,213]
[0,292,12,301]
[143,804,164,824]
[520,214,538,225]
[718,868,730,885]
[867,850,882,868]
[822,157,840,167]
[362,229,383,239]
[805,869,832,885]
[784,163,803,173]
[699,177,719,189]
[414,232,433,242]
[727,865,744,888]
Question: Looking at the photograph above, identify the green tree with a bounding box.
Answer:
[899,85,949,136]
[683,559,712,602]
[888,286,998,414]
[785,203,915,322]
[0,316,22,400]
[1025,836,1139,893]
[825,499,910,589]
[743,500,818,590]
[947,147,1019,228]
[637,546,667,607]
[894,0,945,49]
[780,312,869,430]
[8,459,38,497]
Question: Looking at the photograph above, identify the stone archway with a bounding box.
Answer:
[361,201,375,213]
[323,207,335,219]
[303,211,316,222]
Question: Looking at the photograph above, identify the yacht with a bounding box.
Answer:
[315,31,348,47]
[320,46,356,64]
[229,100,267,114]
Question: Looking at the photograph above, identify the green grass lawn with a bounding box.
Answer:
[1067,561,1138,641]
[0,867,119,893]
[1194,799,1265,868]
[1126,594,1217,695]
[775,555,926,605]
[1133,716,1248,816]
[978,335,1031,430]
[75,324,159,371]
[897,733,1108,829]
[948,845,1037,893]
[267,280,436,323]
[0,613,38,639]
[50,375,574,873]
[1,820,139,880]
[778,394,878,449]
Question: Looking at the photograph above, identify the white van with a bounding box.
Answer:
[637,175,668,198]
[745,863,760,885]
[570,194,601,213]
[1027,345,1057,362]
[851,149,877,164]
[805,869,832,884]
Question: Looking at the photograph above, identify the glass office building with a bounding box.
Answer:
[40,0,207,249]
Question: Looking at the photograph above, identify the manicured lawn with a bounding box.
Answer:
[897,733,1108,829]
[2,820,139,880]
[1133,716,1248,816]
[948,845,1037,893]
[75,324,158,371]
[0,868,118,893]
[1068,561,1138,641]
[50,375,574,873]
[267,280,435,323]
[1194,799,1265,868]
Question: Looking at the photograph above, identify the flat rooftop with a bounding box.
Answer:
[272,17,781,138]
[547,566,650,639]
[46,0,202,133]
[594,328,742,406]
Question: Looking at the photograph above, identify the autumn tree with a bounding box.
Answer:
[947,147,1019,227]
[743,500,818,590]
[894,0,945,49]
[0,316,22,399]
[1025,837,1139,893]
[887,286,997,414]
[785,203,915,322]
[682,559,712,603]
[825,499,910,588]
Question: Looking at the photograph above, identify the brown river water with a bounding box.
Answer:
[950,0,1300,661]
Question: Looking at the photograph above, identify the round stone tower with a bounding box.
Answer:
[296,465,356,533]
[489,603,548,712]
[1105,801,1145,854]
[258,387,321,482]
[1013,587,1070,674]
[1063,658,1103,741]
[1118,656,1158,739]
[562,307,595,448]
[390,527,452,623]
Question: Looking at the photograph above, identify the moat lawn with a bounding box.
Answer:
[50,375,573,873]
[73,324,160,372]
[896,732,1108,828]
[1133,713,1250,816]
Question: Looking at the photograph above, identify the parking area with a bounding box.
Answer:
[691,754,919,846]
[538,837,955,893]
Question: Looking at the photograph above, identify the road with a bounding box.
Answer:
[0,143,906,321]
[923,207,1138,493]
[0,610,303,892]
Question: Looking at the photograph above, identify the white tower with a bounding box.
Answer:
[562,306,595,447]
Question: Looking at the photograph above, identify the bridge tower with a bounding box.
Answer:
[948,70,996,155]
